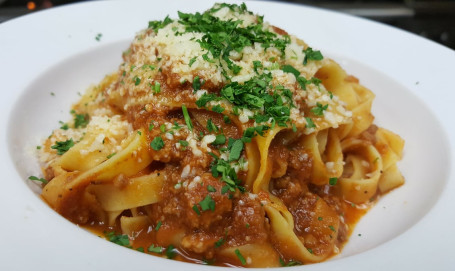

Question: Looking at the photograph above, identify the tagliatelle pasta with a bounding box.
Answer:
[33,3,404,267]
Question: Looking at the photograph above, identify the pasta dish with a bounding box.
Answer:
[33,3,405,267]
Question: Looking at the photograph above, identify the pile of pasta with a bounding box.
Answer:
[37,3,404,267]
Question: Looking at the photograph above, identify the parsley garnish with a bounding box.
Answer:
[303,47,323,65]
[193,76,202,91]
[305,117,316,129]
[150,136,165,151]
[234,249,246,265]
[279,258,302,267]
[214,238,225,248]
[148,245,164,253]
[329,177,338,186]
[199,194,216,212]
[106,232,130,247]
[166,245,177,259]
[148,15,173,32]
[228,139,243,162]
[28,175,48,184]
[51,139,74,155]
[182,105,193,131]
[212,134,226,145]
[310,103,328,116]
[74,113,89,128]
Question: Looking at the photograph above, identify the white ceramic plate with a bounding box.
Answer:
[1,0,454,270]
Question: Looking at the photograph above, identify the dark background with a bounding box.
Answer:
[1,0,454,49]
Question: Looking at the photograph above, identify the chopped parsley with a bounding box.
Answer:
[329,177,338,186]
[192,204,201,215]
[166,245,177,259]
[193,76,202,91]
[214,238,225,248]
[311,103,328,116]
[303,47,323,65]
[305,117,316,129]
[199,194,216,212]
[73,113,89,128]
[207,185,217,192]
[95,33,102,41]
[228,139,243,162]
[106,153,116,159]
[150,136,165,151]
[51,139,74,155]
[155,221,162,231]
[153,82,161,94]
[148,244,164,254]
[106,232,130,247]
[28,175,48,184]
[182,105,193,131]
[234,249,246,265]
[148,15,173,32]
[189,56,197,66]
[279,258,302,267]
[212,134,226,145]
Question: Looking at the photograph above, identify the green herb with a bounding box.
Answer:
[199,194,216,212]
[133,76,141,86]
[212,134,226,145]
[303,47,323,65]
[137,247,144,253]
[329,225,336,232]
[189,56,197,66]
[234,249,246,265]
[107,153,116,159]
[28,176,48,184]
[211,105,225,113]
[160,124,166,133]
[209,153,245,193]
[311,103,328,116]
[59,121,69,130]
[182,105,193,131]
[177,4,290,76]
[155,221,162,231]
[279,258,302,267]
[137,131,142,135]
[207,185,217,192]
[195,93,219,108]
[192,204,201,215]
[51,139,74,155]
[223,116,231,124]
[307,248,313,254]
[166,245,177,259]
[36,146,41,150]
[281,64,300,78]
[305,117,315,128]
[150,136,165,151]
[245,223,250,228]
[106,232,130,247]
[74,113,89,128]
[148,244,164,254]
[95,33,102,41]
[179,140,189,147]
[148,15,173,32]
[50,92,55,96]
[329,177,337,186]
[253,60,263,74]
[149,121,155,131]
[214,238,225,248]
[193,76,201,91]
[153,82,161,94]
[318,216,323,221]
[206,119,218,133]
[228,139,243,162]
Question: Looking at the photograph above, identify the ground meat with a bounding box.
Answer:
[287,192,340,256]
[227,193,269,246]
